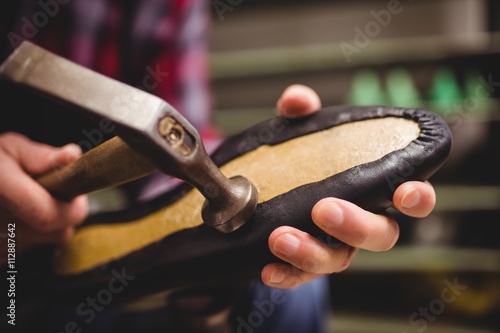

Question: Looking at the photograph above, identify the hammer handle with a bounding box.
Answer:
[36,136,157,201]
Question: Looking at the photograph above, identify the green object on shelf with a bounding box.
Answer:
[386,67,421,108]
[463,69,491,116]
[346,68,388,106]
[428,67,463,114]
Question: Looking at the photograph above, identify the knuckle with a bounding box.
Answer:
[0,132,16,140]
[285,274,302,289]
[0,132,24,144]
[378,220,400,251]
[68,204,87,226]
[349,228,371,248]
[31,206,57,232]
[278,267,303,288]
[301,257,320,273]
[336,247,355,272]
[298,242,331,274]
[54,228,73,243]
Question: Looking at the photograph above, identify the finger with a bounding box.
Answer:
[268,226,356,275]
[49,143,83,169]
[0,164,88,232]
[0,136,87,231]
[393,181,436,218]
[261,263,321,289]
[15,227,75,259]
[0,132,82,175]
[17,222,76,245]
[276,84,321,118]
[312,198,400,252]
[0,209,77,261]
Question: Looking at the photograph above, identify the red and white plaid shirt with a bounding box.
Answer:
[3,0,213,134]
[2,0,218,201]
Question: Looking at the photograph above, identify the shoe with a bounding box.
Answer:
[46,105,452,303]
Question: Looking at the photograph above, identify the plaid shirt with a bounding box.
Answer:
[2,0,218,201]
[3,0,213,134]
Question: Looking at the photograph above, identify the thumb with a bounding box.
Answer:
[43,143,82,174]
[0,132,82,175]
[276,84,322,118]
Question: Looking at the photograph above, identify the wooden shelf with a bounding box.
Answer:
[210,32,500,80]
[434,185,500,212]
[327,312,496,333]
[348,246,500,273]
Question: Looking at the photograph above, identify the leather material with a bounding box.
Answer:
[48,105,452,303]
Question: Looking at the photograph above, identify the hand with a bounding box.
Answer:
[0,132,88,264]
[261,84,436,288]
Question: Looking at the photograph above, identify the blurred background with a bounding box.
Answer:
[208,0,500,332]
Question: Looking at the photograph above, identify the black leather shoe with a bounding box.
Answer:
[48,105,452,304]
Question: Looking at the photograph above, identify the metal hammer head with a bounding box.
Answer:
[202,176,258,233]
[154,113,259,233]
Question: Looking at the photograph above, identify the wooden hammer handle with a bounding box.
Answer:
[36,136,157,201]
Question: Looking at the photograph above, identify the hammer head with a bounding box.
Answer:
[202,175,258,233]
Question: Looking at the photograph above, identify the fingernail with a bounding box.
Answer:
[270,270,285,284]
[274,233,300,258]
[54,144,81,163]
[401,187,420,209]
[318,202,344,228]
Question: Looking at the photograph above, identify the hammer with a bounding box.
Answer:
[0,41,258,233]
